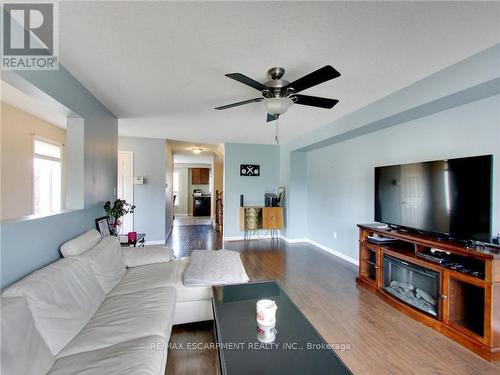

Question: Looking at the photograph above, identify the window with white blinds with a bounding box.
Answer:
[33,138,62,215]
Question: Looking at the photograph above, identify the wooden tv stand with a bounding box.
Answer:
[356,224,500,360]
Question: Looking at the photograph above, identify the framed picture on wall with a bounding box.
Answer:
[277,186,286,207]
[95,216,111,236]
[240,164,260,176]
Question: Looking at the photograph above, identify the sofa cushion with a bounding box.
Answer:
[106,261,179,297]
[107,258,211,302]
[49,336,168,375]
[1,297,55,375]
[175,257,212,302]
[60,229,102,257]
[2,257,105,355]
[79,236,126,294]
[122,246,175,268]
[58,286,176,358]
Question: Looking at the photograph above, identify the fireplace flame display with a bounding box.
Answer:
[383,256,439,317]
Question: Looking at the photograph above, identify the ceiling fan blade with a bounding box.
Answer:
[215,98,263,110]
[225,73,267,91]
[267,113,278,122]
[293,94,339,109]
[284,65,340,94]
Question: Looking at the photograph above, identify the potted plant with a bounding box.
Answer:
[103,199,136,235]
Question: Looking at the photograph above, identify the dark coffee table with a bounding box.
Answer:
[212,281,352,375]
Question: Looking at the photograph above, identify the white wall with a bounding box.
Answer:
[65,118,85,210]
[118,137,167,243]
[174,167,189,215]
[306,95,500,261]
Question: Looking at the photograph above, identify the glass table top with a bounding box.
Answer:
[212,281,352,375]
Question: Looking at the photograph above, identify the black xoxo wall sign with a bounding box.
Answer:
[240,164,260,176]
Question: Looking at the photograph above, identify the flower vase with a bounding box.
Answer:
[110,218,121,236]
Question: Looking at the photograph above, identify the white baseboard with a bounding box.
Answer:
[278,236,309,243]
[278,236,359,266]
[223,236,245,241]
[145,240,166,245]
[306,239,359,266]
[174,213,188,217]
[224,231,278,242]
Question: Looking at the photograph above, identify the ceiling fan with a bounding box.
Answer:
[214,65,341,122]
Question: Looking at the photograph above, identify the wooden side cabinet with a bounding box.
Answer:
[239,207,284,231]
[356,224,500,361]
[262,207,283,230]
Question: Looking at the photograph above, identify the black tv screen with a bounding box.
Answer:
[374,155,492,242]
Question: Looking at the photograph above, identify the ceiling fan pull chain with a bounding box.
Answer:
[275,116,280,144]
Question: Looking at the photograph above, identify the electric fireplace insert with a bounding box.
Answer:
[383,255,440,318]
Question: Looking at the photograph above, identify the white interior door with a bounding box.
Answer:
[117,151,134,234]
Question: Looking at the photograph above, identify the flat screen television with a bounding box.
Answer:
[374,155,492,242]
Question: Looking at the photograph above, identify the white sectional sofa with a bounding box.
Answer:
[117,258,213,325]
[1,230,213,375]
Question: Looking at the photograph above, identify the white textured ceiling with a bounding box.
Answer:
[170,140,219,164]
[58,1,500,144]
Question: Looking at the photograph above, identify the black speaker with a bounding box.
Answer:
[265,193,277,207]
[240,194,244,207]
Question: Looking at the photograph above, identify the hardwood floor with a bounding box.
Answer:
[166,224,222,258]
[166,225,500,374]
[165,321,219,375]
[174,216,212,226]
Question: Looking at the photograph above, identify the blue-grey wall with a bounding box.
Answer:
[1,67,117,288]
[279,44,500,263]
[223,143,280,239]
[118,137,168,242]
[306,95,500,262]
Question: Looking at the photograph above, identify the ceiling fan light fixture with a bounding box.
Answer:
[192,147,203,154]
[263,97,294,115]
